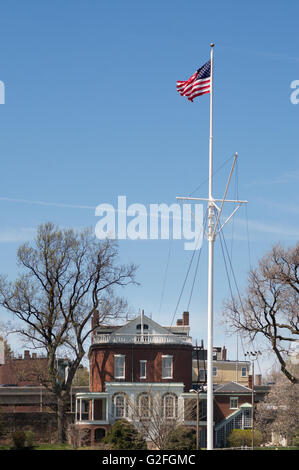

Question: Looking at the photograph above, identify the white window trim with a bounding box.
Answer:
[230,396,239,409]
[113,393,128,418]
[241,367,247,377]
[213,366,218,377]
[140,360,147,379]
[162,355,173,379]
[163,393,177,419]
[114,354,125,379]
[137,392,151,418]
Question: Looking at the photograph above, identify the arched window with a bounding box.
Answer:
[113,393,128,418]
[137,392,151,418]
[162,393,178,419]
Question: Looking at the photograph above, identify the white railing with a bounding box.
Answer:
[93,333,192,345]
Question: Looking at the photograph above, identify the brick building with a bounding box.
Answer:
[74,311,262,447]
[75,310,194,444]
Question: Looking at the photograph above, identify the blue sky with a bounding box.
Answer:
[0,1,298,375]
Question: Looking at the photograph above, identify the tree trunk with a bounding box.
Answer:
[57,395,67,443]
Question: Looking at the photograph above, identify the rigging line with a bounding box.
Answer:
[158,237,173,317]
[170,208,208,328]
[170,242,198,328]
[220,227,245,313]
[188,154,235,197]
[245,204,252,270]
[218,226,247,360]
[230,158,239,265]
[187,210,208,311]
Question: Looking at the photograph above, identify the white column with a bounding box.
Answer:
[105,398,109,422]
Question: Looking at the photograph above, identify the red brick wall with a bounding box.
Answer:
[0,357,48,386]
[89,343,192,392]
[214,394,251,423]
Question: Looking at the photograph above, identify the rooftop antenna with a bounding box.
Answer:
[176,43,248,449]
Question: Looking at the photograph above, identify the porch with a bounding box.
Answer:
[75,392,109,425]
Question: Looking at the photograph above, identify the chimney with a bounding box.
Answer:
[176,319,183,326]
[24,350,30,359]
[248,374,253,389]
[221,346,227,361]
[255,374,262,386]
[182,311,189,326]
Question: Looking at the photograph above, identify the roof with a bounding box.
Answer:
[214,381,252,394]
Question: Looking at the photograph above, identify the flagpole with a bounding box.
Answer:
[207,42,215,451]
[176,43,248,449]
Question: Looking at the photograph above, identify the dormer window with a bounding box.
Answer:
[136,324,149,330]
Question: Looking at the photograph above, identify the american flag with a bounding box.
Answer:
[177,60,211,102]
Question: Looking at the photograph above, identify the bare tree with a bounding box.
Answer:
[224,243,299,384]
[255,366,299,445]
[119,392,197,450]
[132,394,178,450]
[0,222,137,441]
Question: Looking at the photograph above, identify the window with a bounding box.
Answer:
[136,324,149,330]
[162,355,173,379]
[140,360,147,379]
[113,393,128,418]
[138,393,151,418]
[241,367,247,377]
[114,355,125,379]
[230,397,239,409]
[213,367,218,377]
[163,393,177,419]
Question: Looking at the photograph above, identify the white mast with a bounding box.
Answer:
[176,43,247,450]
[207,42,215,451]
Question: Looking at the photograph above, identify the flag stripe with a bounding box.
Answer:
[177,60,211,102]
[177,78,210,96]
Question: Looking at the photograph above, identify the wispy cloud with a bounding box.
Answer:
[219,45,299,64]
[0,197,95,210]
[254,198,299,216]
[0,227,36,243]
[245,170,299,188]
[234,217,299,240]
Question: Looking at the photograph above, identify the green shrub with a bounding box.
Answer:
[292,430,299,447]
[103,420,147,450]
[164,426,197,450]
[227,429,262,448]
[12,431,27,449]
[26,431,35,448]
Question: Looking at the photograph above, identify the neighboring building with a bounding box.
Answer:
[0,349,72,387]
[0,350,49,386]
[214,382,253,448]
[0,385,88,413]
[192,344,252,386]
